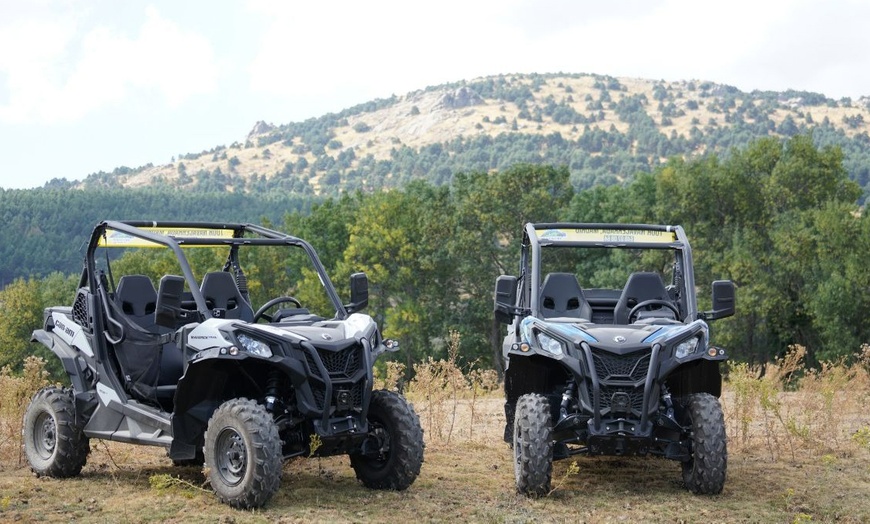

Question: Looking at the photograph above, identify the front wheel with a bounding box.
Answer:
[678,393,727,494]
[23,387,89,478]
[513,393,553,497]
[350,390,424,490]
[204,398,282,508]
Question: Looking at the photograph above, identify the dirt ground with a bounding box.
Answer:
[2,395,870,523]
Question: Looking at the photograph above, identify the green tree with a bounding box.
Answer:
[328,184,456,372]
[563,134,864,365]
[0,279,43,371]
[0,274,75,377]
[450,164,574,372]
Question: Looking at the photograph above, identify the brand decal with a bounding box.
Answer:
[614,335,626,343]
[540,229,567,239]
[54,318,76,339]
[190,335,218,340]
[321,333,332,340]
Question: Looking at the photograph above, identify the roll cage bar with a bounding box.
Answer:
[520,222,700,321]
[84,220,349,321]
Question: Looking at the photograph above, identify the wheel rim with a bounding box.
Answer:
[215,427,248,486]
[680,404,697,480]
[364,420,392,469]
[683,408,696,456]
[33,411,57,460]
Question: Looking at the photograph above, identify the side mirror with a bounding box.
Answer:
[345,272,369,313]
[702,280,735,320]
[494,275,518,324]
[156,275,186,328]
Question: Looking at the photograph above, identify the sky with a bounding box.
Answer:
[1,0,870,189]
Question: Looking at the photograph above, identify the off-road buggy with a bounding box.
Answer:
[23,221,423,508]
[494,223,735,496]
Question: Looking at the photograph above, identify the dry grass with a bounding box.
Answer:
[0,356,50,467]
[2,346,870,522]
[404,330,501,445]
[724,345,870,462]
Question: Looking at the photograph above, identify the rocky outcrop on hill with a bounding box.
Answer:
[247,120,276,139]
[436,87,483,110]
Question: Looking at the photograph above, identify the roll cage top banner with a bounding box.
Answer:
[98,227,235,248]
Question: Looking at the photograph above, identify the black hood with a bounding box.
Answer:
[579,323,687,354]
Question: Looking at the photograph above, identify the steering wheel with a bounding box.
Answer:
[628,299,680,323]
[253,296,303,323]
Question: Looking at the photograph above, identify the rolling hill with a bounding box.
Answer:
[67,72,870,196]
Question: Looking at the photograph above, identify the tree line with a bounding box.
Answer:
[0,187,318,285]
[1,134,866,377]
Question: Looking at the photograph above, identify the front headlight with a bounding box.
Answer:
[536,332,564,356]
[237,333,273,358]
[674,336,700,359]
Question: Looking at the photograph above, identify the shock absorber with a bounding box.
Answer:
[560,380,576,422]
[264,369,281,412]
[661,383,674,419]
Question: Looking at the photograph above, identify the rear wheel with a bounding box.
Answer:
[513,393,552,497]
[350,390,424,490]
[679,393,727,494]
[204,398,282,508]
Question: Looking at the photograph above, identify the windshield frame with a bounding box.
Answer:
[521,222,699,321]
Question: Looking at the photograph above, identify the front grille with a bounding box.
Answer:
[304,352,320,378]
[309,379,366,412]
[304,344,363,379]
[304,343,366,412]
[591,350,650,381]
[318,346,361,378]
[312,386,325,408]
[586,348,651,417]
[586,383,646,415]
[349,381,364,406]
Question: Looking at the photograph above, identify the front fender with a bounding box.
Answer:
[31,329,94,393]
[663,358,723,398]
[169,351,297,459]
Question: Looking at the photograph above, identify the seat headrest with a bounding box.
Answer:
[540,272,590,319]
[201,271,240,299]
[621,272,668,301]
[116,275,157,317]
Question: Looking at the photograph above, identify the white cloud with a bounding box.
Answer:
[503,0,795,86]
[0,17,77,123]
[247,0,528,100]
[0,5,219,125]
[131,6,219,107]
[248,0,774,105]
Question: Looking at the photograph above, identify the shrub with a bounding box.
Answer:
[0,357,50,466]
[405,331,500,445]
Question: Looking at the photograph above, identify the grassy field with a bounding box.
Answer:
[2,347,870,523]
